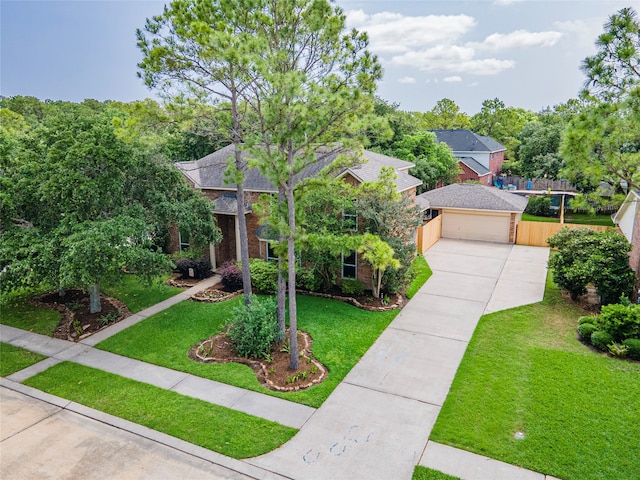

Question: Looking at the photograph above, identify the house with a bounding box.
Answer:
[172,144,422,288]
[417,183,528,243]
[612,190,640,299]
[430,129,506,185]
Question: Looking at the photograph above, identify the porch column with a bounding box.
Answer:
[209,243,217,270]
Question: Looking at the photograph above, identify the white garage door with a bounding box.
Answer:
[442,210,510,243]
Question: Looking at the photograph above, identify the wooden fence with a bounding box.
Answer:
[417,215,442,253]
[515,221,611,247]
[501,176,576,192]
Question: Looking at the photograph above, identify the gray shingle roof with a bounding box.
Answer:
[175,144,421,193]
[458,156,491,176]
[212,193,251,214]
[430,129,506,153]
[417,183,528,212]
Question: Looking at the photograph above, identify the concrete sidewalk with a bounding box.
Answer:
[249,239,549,480]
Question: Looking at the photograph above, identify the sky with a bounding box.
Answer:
[0,0,633,114]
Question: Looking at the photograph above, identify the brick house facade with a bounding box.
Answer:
[172,145,422,291]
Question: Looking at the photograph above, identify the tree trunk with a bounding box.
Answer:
[276,188,287,339]
[286,184,299,371]
[236,180,253,305]
[231,86,252,305]
[89,283,101,314]
[372,269,381,299]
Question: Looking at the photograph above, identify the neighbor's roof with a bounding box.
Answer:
[417,183,529,212]
[431,129,506,153]
[612,189,640,225]
[458,156,491,176]
[175,144,421,193]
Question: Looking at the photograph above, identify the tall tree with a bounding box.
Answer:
[423,98,470,130]
[390,131,460,192]
[0,100,220,312]
[246,0,381,369]
[581,7,640,101]
[471,98,535,161]
[562,7,640,193]
[137,0,262,304]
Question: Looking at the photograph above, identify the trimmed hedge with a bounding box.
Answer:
[578,315,596,325]
[591,331,614,351]
[622,338,640,360]
[174,257,212,279]
[220,262,243,290]
[578,323,598,342]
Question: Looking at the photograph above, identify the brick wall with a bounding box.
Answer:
[489,151,505,176]
[458,162,491,185]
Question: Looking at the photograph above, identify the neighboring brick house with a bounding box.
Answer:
[172,144,422,290]
[612,190,640,300]
[430,129,506,186]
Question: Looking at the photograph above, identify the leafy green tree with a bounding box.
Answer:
[422,98,470,130]
[0,100,220,312]
[516,120,564,179]
[581,7,640,101]
[390,131,460,192]
[471,98,536,161]
[357,233,400,299]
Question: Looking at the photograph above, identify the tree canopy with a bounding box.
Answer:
[0,98,220,311]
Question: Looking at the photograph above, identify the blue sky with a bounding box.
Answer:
[1,0,632,114]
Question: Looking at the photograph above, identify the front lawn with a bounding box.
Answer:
[522,213,614,226]
[102,274,183,313]
[96,295,399,408]
[429,275,640,480]
[24,362,296,459]
[0,343,47,377]
[0,290,60,336]
[406,254,432,299]
[413,466,460,480]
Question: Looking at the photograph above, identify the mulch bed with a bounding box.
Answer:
[190,283,243,303]
[31,289,131,342]
[189,330,328,392]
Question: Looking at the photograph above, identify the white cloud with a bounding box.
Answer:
[346,9,476,54]
[391,45,515,75]
[476,30,563,50]
[443,76,463,83]
[492,0,525,5]
[398,76,417,84]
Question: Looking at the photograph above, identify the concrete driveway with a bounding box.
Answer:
[249,239,549,480]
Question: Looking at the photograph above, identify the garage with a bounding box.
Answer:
[417,183,529,244]
[442,210,511,243]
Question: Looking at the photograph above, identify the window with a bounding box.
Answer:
[342,208,358,232]
[342,251,357,279]
[266,241,278,261]
[178,231,190,252]
[423,209,439,221]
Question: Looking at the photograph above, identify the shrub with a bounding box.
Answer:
[249,259,278,293]
[226,295,280,360]
[220,262,243,290]
[577,323,598,342]
[578,315,596,325]
[341,279,366,296]
[525,196,552,217]
[597,303,640,342]
[622,338,640,360]
[296,266,323,292]
[591,330,614,351]
[174,257,212,279]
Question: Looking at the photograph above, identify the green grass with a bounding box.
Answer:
[406,255,432,299]
[96,294,398,408]
[0,290,60,336]
[564,213,614,226]
[521,213,559,223]
[102,274,183,313]
[522,213,614,226]
[430,274,640,480]
[412,466,461,480]
[24,362,296,458]
[0,343,47,377]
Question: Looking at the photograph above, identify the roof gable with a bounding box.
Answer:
[417,183,528,212]
[175,144,421,193]
[430,129,506,153]
[458,157,490,176]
